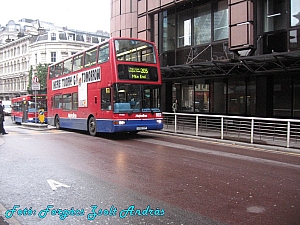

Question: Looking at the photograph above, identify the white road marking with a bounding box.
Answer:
[47,179,70,191]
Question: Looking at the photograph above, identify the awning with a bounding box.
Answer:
[161,50,300,80]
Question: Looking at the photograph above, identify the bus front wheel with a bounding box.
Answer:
[55,116,60,129]
[88,116,97,136]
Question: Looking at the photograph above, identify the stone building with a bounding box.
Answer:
[0,18,109,100]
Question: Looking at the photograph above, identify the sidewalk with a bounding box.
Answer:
[162,113,300,151]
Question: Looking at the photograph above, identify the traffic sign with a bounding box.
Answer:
[32,76,39,83]
[32,83,41,90]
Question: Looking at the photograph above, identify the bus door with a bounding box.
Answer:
[22,100,28,122]
[101,87,112,115]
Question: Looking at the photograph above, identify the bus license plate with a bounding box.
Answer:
[136,126,147,130]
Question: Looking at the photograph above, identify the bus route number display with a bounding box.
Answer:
[118,64,158,81]
[128,67,149,80]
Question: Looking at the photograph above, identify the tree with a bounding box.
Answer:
[27,64,48,94]
[36,63,49,91]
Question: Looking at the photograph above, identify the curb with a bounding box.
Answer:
[21,123,48,129]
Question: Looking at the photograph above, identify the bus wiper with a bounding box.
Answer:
[128,101,140,115]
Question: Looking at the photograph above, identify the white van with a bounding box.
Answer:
[2,100,12,115]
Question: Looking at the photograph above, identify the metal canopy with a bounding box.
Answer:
[161,50,300,80]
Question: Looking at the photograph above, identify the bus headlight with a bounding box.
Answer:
[156,119,162,124]
[113,120,126,125]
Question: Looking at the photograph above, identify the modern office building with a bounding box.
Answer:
[0,18,109,100]
[111,0,300,119]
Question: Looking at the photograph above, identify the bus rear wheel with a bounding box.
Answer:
[55,116,60,129]
[88,116,97,136]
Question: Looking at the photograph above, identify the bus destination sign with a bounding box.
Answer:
[118,64,158,81]
[128,67,149,79]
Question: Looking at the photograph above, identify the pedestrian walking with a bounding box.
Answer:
[172,99,178,113]
[0,100,8,135]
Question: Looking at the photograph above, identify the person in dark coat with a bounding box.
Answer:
[0,100,8,135]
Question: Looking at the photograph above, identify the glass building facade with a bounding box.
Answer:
[111,0,300,119]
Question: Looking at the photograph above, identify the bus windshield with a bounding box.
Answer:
[28,100,47,113]
[115,40,156,63]
[113,84,160,113]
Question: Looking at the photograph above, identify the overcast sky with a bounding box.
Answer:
[0,0,111,33]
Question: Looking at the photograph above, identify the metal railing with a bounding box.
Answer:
[162,112,300,149]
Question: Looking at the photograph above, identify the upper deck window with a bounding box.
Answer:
[115,40,156,63]
[64,58,73,74]
[54,63,63,77]
[84,47,97,68]
[73,54,84,72]
[98,44,109,64]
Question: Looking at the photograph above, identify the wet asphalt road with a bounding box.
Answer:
[0,117,299,225]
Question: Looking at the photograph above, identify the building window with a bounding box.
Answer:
[177,9,192,47]
[86,35,91,42]
[213,0,228,41]
[76,34,84,42]
[291,0,300,27]
[211,79,227,114]
[263,0,287,32]
[68,34,75,41]
[294,76,300,117]
[59,32,67,40]
[273,75,292,117]
[194,4,211,45]
[160,1,231,65]
[51,33,56,41]
[162,11,176,51]
[228,79,246,115]
[92,37,99,43]
[289,29,300,50]
[195,80,210,113]
[51,52,56,63]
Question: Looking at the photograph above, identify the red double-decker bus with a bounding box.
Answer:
[47,37,163,135]
[11,94,47,124]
